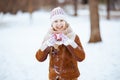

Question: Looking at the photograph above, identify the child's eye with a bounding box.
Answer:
[54,20,58,23]
[60,20,63,22]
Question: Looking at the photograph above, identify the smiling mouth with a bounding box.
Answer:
[57,26,63,29]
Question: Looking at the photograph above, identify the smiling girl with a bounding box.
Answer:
[35,7,85,80]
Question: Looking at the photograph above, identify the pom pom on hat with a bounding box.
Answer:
[50,7,67,23]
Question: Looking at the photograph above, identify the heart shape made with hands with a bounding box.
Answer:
[54,33,62,41]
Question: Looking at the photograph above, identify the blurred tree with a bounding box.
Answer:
[0,0,41,14]
[106,0,110,19]
[73,0,78,16]
[110,0,115,10]
[88,0,102,43]
[81,0,88,4]
[48,0,58,8]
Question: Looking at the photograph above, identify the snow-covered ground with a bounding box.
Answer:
[0,8,120,80]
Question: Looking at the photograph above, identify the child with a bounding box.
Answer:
[35,7,85,80]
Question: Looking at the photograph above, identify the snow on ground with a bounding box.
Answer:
[0,8,120,80]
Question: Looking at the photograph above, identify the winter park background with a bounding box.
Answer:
[0,6,120,80]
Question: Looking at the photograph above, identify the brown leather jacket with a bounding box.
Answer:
[36,35,85,79]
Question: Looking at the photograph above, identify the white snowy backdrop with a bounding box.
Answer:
[0,6,120,80]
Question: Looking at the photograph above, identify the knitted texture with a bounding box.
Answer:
[50,7,66,23]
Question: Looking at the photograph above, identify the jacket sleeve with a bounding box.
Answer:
[66,35,85,62]
[35,46,52,62]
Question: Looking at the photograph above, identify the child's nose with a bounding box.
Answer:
[57,21,61,25]
[57,24,62,28]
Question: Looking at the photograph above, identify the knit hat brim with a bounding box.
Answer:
[50,14,67,23]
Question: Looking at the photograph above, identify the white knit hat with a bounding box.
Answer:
[50,7,67,23]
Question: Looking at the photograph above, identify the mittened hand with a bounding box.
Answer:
[46,33,78,48]
[47,34,56,46]
[61,33,78,48]
[61,33,69,45]
[40,34,60,51]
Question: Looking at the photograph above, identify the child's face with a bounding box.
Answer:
[52,19,66,32]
